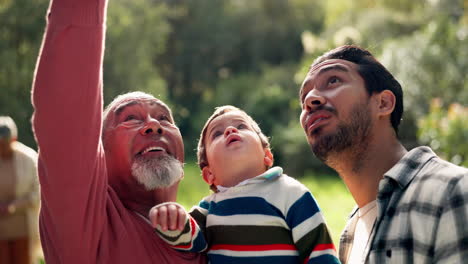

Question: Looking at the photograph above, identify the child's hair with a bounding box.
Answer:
[197,105,270,170]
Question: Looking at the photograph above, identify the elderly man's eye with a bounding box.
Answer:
[158,115,173,124]
[124,115,137,121]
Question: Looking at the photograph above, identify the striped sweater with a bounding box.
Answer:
[156,167,340,263]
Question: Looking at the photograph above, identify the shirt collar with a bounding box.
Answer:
[383,146,436,189]
[216,166,283,193]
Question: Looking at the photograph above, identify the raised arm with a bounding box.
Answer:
[31,0,108,261]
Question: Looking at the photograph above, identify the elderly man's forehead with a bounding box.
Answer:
[113,97,170,115]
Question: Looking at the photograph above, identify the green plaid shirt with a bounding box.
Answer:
[339,146,468,263]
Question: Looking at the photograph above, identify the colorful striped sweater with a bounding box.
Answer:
[156,167,340,263]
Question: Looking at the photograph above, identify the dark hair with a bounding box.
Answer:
[197,105,270,169]
[312,45,403,133]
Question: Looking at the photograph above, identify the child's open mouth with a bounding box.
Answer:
[226,135,241,146]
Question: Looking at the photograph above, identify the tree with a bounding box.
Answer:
[418,99,468,166]
[104,0,170,105]
[154,0,325,155]
[0,0,48,148]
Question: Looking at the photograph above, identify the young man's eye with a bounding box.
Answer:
[328,76,341,85]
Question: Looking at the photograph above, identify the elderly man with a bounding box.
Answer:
[31,0,206,263]
[299,45,468,264]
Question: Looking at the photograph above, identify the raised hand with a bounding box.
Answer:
[149,202,188,231]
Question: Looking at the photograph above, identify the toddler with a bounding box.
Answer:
[149,105,340,263]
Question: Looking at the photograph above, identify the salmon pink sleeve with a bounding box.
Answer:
[31,0,109,262]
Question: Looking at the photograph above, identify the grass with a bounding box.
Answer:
[178,162,355,244]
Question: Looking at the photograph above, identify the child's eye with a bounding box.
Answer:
[212,131,222,139]
[237,123,246,129]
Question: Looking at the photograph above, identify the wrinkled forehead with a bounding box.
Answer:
[300,59,359,96]
[308,59,358,77]
[104,95,174,128]
[112,97,171,116]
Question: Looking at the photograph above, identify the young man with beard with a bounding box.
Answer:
[299,45,468,264]
[31,0,206,263]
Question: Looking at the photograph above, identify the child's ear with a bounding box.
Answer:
[202,166,215,185]
[263,148,274,167]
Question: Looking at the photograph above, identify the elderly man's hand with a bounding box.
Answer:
[149,202,188,231]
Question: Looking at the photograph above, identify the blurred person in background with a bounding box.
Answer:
[0,116,41,264]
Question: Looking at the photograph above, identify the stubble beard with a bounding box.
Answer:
[131,154,183,191]
[310,101,373,172]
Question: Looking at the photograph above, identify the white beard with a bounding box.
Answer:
[131,154,183,191]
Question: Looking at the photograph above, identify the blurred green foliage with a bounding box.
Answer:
[0,0,48,147]
[104,0,170,104]
[1,0,467,173]
[418,99,468,167]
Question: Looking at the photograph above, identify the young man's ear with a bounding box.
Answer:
[202,166,215,185]
[264,148,274,168]
[375,90,396,118]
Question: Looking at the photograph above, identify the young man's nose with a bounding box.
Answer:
[140,118,163,135]
[303,90,326,112]
[224,126,238,136]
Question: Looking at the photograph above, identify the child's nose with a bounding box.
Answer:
[224,126,238,136]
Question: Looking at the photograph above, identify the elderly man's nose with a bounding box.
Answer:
[141,119,163,135]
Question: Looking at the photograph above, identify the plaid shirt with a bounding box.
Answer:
[339,146,468,264]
